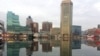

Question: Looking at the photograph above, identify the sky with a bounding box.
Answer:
[0,0,100,30]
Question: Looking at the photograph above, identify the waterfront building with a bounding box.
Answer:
[50,28,60,40]
[98,24,100,28]
[42,21,52,32]
[0,20,4,34]
[50,28,60,35]
[72,25,81,49]
[26,16,33,27]
[50,25,82,49]
[31,22,39,33]
[60,0,73,56]
[7,11,20,33]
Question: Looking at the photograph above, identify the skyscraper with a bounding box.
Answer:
[72,25,81,49]
[60,0,73,56]
[98,24,100,28]
[0,20,4,34]
[31,22,39,33]
[42,21,52,32]
[26,16,33,27]
[7,11,20,33]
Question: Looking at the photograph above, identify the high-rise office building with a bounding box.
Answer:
[7,11,20,33]
[72,26,81,35]
[98,24,100,28]
[0,20,4,34]
[42,21,52,32]
[97,46,100,51]
[26,16,33,27]
[72,25,81,49]
[60,0,73,56]
[31,22,38,33]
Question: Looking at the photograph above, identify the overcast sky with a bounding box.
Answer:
[0,0,100,30]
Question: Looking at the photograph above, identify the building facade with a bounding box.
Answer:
[7,11,32,34]
[31,22,38,33]
[98,24,100,28]
[60,0,73,56]
[7,11,20,33]
[50,28,60,35]
[26,16,33,27]
[0,20,4,34]
[42,21,52,32]
[50,25,81,49]
[72,25,81,49]
[50,28,60,40]
[72,25,81,35]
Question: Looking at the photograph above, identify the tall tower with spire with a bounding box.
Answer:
[60,0,73,56]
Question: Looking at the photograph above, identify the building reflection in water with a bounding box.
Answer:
[72,35,81,49]
[85,39,100,51]
[97,46,100,51]
[7,32,83,56]
[33,41,38,51]
[42,42,52,52]
[84,34,100,51]
[39,33,82,51]
[26,38,39,56]
[39,35,52,52]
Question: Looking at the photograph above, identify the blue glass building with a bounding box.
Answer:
[7,11,31,34]
[72,25,81,49]
[7,11,20,33]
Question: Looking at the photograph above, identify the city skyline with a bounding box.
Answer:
[0,0,100,30]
